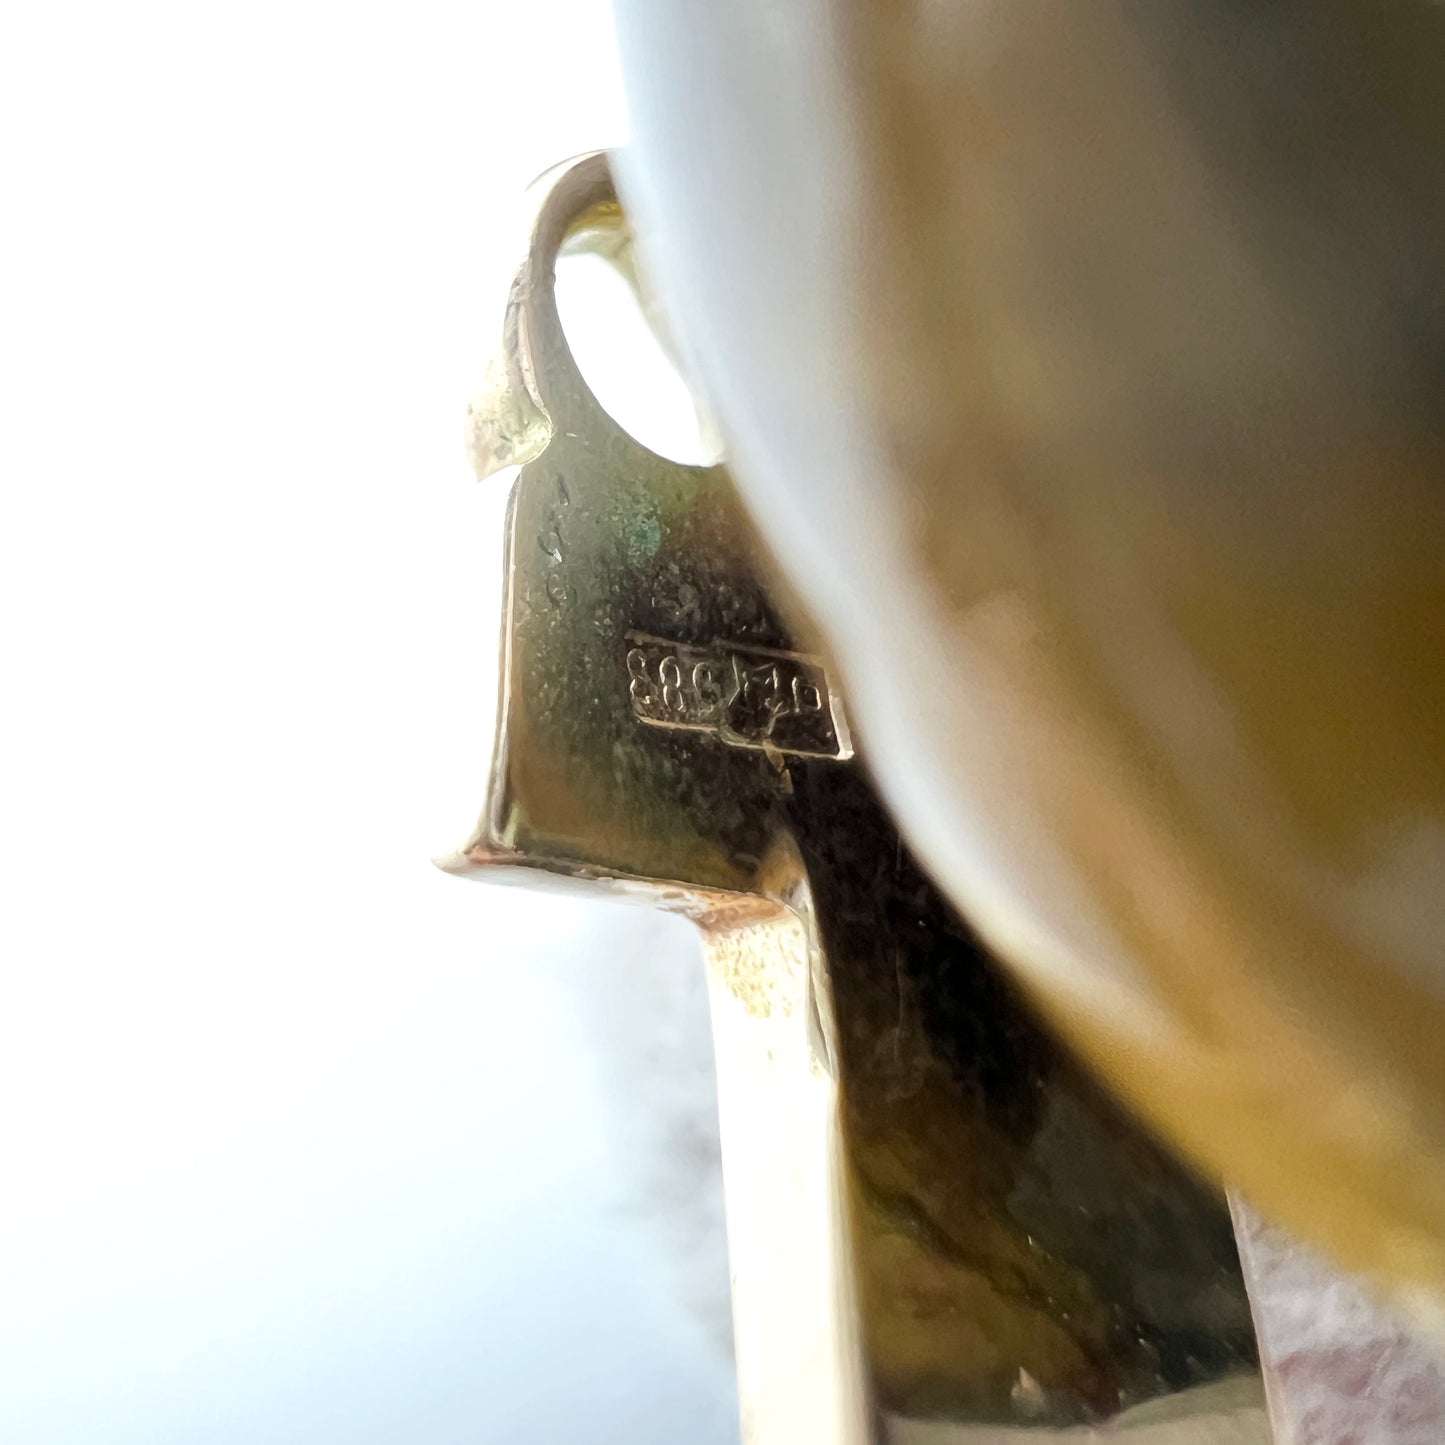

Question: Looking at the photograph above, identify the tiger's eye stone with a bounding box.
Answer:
[611,0,1445,1314]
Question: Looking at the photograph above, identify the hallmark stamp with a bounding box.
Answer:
[625,633,851,759]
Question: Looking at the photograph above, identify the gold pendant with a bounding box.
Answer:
[444,152,1267,1441]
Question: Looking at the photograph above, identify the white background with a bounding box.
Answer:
[0,1,737,1440]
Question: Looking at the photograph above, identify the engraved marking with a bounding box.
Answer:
[793,677,822,713]
[539,474,571,606]
[624,633,849,759]
[625,637,730,731]
[692,660,724,713]
[659,654,685,713]
[626,647,656,709]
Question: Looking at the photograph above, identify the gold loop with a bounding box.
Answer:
[516,152,627,431]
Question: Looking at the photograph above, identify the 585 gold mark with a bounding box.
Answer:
[624,633,850,760]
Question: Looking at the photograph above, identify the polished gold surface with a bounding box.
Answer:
[445,155,1266,1439]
